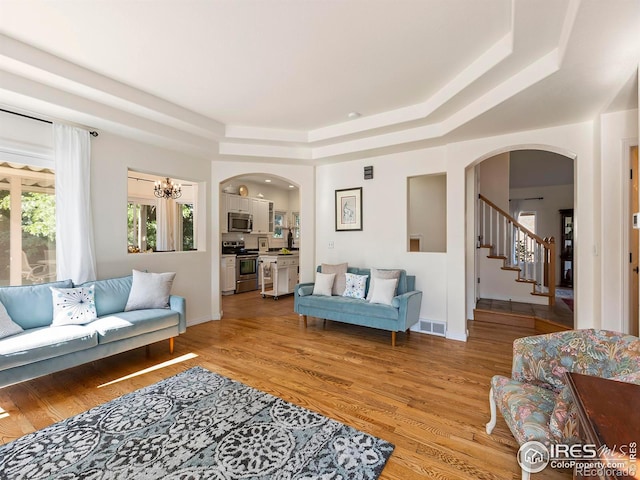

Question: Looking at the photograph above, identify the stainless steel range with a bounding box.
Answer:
[222,241,259,293]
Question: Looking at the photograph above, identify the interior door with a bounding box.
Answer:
[631,146,639,336]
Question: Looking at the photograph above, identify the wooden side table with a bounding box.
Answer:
[565,372,639,480]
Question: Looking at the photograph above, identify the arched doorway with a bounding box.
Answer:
[468,148,575,332]
[218,173,301,315]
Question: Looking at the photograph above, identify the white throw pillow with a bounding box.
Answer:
[312,272,336,296]
[343,272,368,299]
[366,268,402,301]
[50,285,98,326]
[321,263,348,295]
[368,277,399,305]
[125,270,176,311]
[0,300,23,339]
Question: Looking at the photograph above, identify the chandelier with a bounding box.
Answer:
[154,177,182,200]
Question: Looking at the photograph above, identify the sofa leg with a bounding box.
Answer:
[406,328,411,336]
[391,331,396,347]
[300,314,307,328]
[169,337,175,354]
[486,387,497,434]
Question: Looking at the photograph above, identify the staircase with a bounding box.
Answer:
[476,194,556,306]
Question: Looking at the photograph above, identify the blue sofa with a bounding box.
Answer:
[294,267,422,346]
[0,275,186,388]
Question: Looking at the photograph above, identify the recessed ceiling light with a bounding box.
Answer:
[288,185,294,188]
[347,112,361,119]
[264,179,271,183]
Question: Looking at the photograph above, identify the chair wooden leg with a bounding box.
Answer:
[486,387,497,434]
[391,331,396,347]
[169,337,174,354]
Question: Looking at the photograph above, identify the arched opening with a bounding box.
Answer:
[218,173,301,313]
[467,147,575,333]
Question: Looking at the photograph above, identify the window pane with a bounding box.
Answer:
[273,211,285,238]
[181,203,194,251]
[0,163,56,285]
[518,212,536,233]
[127,201,157,253]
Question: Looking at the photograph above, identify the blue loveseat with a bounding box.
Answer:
[294,267,422,346]
[0,275,186,388]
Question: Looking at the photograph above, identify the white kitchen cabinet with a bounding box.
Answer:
[225,193,250,213]
[251,199,273,234]
[221,255,236,294]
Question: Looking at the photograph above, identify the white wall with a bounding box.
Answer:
[316,148,449,330]
[91,133,212,326]
[478,152,510,211]
[212,161,315,320]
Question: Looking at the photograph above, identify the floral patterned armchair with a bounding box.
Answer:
[486,329,640,478]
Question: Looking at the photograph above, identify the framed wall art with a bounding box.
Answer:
[335,187,362,231]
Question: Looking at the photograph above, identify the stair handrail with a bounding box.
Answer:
[478,194,556,304]
[478,194,552,247]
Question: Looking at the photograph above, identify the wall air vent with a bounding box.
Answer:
[412,319,446,337]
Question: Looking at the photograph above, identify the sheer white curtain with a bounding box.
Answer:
[156,198,176,252]
[54,124,97,284]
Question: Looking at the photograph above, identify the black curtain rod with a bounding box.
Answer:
[0,108,99,137]
[509,197,544,201]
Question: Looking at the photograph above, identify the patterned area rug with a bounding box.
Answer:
[0,367,394,480]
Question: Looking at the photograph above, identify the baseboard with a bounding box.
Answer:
[445,330,468,342]
[186,316,217,327]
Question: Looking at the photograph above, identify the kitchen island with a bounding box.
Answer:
[259,252,299,299]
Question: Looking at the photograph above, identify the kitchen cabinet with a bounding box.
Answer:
[251,198,274,234]
[226,194,250,213]
[221,255,236,294]
[221,193,273,235]
[259,254,298,299]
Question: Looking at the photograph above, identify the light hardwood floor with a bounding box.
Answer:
[0,291,570,479]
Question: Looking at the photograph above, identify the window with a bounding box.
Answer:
[518,212,536,233]
[514,212,536,263]
[0,162,56,286]
[177,202,195,251]
[292,212,300,239]
[128,201,157,252]
[273,211,286,238]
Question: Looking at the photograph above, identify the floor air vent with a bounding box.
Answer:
[413,319,446,337]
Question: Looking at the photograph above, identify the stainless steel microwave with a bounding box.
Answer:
[228,212,253,232]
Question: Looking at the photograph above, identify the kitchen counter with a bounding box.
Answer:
[259,253,299,299]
